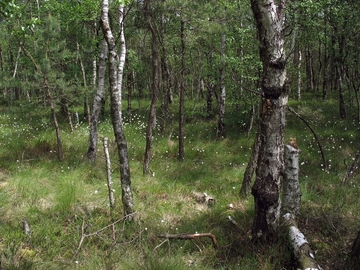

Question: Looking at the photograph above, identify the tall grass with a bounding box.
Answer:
[0,96,359,269]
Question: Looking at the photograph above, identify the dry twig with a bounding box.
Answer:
[157,233,217,249]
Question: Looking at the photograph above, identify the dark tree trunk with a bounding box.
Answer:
[305,47,314,92]
[45,77,63,161]
[217,33,226,138]
[250,0,288,239]
[143,0,159,174]
[351,230,360,268]
[240,129,261,198]
[178,19,185,161]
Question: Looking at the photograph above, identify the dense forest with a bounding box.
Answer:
[1,0,360,269]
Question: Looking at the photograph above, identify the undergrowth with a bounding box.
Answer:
[0,94,359,269]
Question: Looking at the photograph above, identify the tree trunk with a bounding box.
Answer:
[178,18,185,161]
[240,129,261,198]
[250,0,288,238]
[101,0,134,219]
[297,50,302,100]
[103,137,115,211]
[337,65,346,118]
[143,0,159,174]
[305,46,314,92]
[282,144,301,217]
[217,33,226,138]
[45,77,63,161]
[87,39,108,162]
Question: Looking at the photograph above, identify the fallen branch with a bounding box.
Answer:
[157,233,217,249]
[72,213,135,259]
[283,213,322,270]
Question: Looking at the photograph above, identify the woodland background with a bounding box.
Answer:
[1,0,360,269]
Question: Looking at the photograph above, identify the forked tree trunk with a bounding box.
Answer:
[101,0,134,219]
[143,0,159,174]
[250,0,288,238]
[87,39,108,162]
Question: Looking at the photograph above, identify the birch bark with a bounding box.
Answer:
[250,0,288,237]
[101,0,134,219]
[87,39,108,162]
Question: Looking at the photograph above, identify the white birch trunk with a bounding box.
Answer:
[87,39,108,162]
[117,5,126,118]
[282,144,301,216]
[103,137,115,210]
[251,0,288,237]
[101,0,134,219]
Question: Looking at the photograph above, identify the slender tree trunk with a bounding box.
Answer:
[44,77,63,161]
[297,50,302,100]
[101,0,134,219]
[103,137,115,210]
[143,0,159,174]
[206,82,214,118]
[217,33,226,138]
[240,128,261,198]
[250,0,288,238]
[178,19,185,161]
[337,65,346,118]
[87,39,108,162]
[305,47,314,92]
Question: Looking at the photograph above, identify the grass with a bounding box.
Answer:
[0,94,360,269]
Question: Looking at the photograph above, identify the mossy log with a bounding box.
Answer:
[283,213,322,270]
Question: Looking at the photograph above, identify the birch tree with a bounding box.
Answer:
[87,39,108,162]
[250,0,288,238]
[100,0,134,219]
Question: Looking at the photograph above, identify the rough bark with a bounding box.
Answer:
[250,0,288,238]
[217,33,226,138]
[101,0,134,219]
[87,39,108,162]
[240,129,261,198]
[282,144,301,217]
[143,0,159,174]
[283,213,322,270]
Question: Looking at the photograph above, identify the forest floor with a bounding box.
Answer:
[0,94,359,269]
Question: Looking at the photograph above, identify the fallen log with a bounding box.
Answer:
[283,213,322,270]
[157,233,217,249]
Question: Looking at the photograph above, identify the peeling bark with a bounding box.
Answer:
[282,144,301,216]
